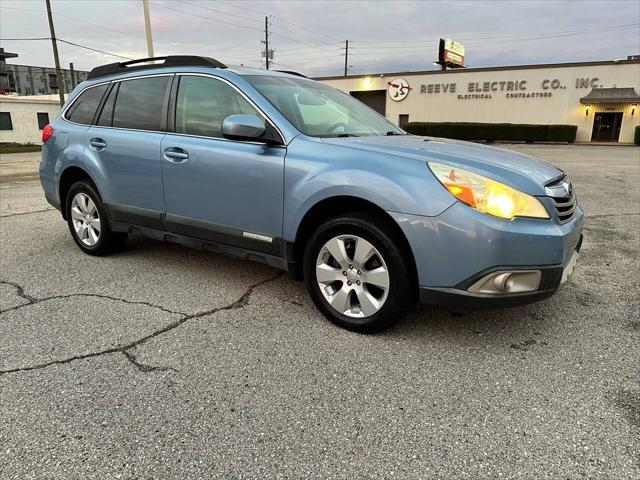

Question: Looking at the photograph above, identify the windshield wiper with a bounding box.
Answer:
[385,131,405,136]
[336,133,359,137]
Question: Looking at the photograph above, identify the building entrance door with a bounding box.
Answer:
[591,112,623,142]
[350,90,386,116]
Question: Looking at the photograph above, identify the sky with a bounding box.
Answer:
[1,0,639,77]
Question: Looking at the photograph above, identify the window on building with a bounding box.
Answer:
[398,114,409,128]
[0,112,13,130]
[48,73,58,89]
[112,76,171,131]
[175,75,258,138]
[65,84,108,125]
[37,112,50,130]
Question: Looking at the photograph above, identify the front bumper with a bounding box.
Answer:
[390,201,584,309]
[418,259,576,309]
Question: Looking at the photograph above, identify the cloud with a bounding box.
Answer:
[0,0,638,77]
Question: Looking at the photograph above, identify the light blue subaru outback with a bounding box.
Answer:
[40,56,583,332]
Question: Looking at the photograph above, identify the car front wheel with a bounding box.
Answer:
[303,214,415,333]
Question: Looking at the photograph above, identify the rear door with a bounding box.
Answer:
[84,74,172,228]
[160,74,286,255]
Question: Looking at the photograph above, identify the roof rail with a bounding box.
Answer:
[87,56,227,80]
[274,70,308,78]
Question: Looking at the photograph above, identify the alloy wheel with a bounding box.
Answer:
[315,235,390,318]
[70,192,101,246]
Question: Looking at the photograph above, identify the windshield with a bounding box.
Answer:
[245,75,405,138]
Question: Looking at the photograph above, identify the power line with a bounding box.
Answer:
[0,5,184,50]
[0,37,52,41]
[353,22,640,45]
[349,23,639,56]
[176,0,263,25]
[0,36,134,61]
[149,2,263,32]
[57,39,135,60]
[213,0,342,43]
[148,1,340,59]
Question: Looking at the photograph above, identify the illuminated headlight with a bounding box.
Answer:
[428,162,549,220]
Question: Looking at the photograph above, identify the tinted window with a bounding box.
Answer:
[66,84,108,124]
[175,76,257,138]
[0,112,13,130]
[37,112,50,130]
[97,84,118,127]
[112,76,170,131]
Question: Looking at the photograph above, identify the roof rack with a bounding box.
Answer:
[275,70,308,78]
[87,56,227,80]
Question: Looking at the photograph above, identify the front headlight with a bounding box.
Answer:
[428,162,549,220]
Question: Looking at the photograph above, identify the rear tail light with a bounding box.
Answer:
[42,124,53,143]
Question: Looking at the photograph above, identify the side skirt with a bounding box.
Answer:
[109,220,288,271]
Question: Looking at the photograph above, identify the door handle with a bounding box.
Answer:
[89,138,107,150]
[164,147,189,163]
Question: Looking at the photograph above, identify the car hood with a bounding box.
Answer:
[320,135,563,196]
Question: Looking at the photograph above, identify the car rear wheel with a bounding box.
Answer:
[66,180,127,256]
[303,214,415,333]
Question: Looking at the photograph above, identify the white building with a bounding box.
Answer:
[1,58,638,145]
[317,58,640,143]
[0,95,63,144]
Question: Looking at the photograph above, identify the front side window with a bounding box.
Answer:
[245,75,404,138]
[65,84,108,125]
[174,75,258,138]
[112,76,171,131]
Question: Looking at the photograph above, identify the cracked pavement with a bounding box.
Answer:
[0,145,638,479]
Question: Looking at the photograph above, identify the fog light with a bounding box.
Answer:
[468,270,541,294]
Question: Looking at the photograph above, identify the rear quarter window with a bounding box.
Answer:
[65,84,109,125]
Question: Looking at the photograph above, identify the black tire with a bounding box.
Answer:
[303,213,416,333]
[65,180,127,256]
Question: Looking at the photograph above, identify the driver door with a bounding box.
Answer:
[160,74,286,255]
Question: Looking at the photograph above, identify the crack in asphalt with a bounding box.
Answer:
[0,279,38,304]
[0,208,55,219]
[0,272,284,376]
[0,284,186,316]
[585,212,640,219]
[122,349,178,373]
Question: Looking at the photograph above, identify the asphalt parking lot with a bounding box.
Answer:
[0,144,638,479]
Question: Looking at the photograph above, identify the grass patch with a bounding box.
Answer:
[0,143,42,154]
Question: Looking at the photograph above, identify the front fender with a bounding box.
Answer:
[282,136,456,242]
[283,168,455,241]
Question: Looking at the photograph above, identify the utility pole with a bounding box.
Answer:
[45,0,65,107]
[143,0,154,58]
[69,62,76,88]
[344,40,349,76]
[264,16,269,70]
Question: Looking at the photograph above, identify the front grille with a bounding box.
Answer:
[545,176,577,224]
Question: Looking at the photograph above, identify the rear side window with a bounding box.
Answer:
[112,76,171,131]
[96,84,118,127]
[65,84,108,124]
[175,76,257,138]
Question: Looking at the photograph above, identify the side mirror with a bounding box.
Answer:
[222,114,266,142]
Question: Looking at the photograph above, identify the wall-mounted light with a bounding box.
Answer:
[632,104,637,116]
[585,104,590,116]
[363,77,372,89]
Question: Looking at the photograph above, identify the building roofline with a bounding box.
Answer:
[4,63,89,72]
[313,58,640,81]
